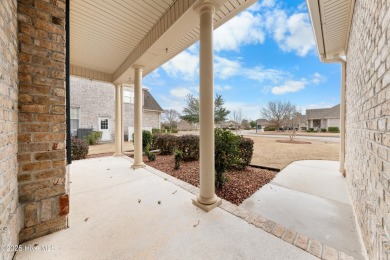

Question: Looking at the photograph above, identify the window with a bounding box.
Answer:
[100,119,108,130]
[124,90,134,104]
[70,107,80,131]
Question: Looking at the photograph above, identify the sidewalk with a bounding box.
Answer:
[240,160,366,259]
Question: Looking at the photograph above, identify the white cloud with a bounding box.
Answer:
[169,87,192,98]
[214,11,265,52]
[215,85,232,91]
[312,72,326,84]
[162,50,198,80]
[214,56,241,79]
[265,9,315,56]
[271,79,307,95]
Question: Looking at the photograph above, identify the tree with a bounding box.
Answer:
[181,94,230,124]
[260,101,296,129]
[284,109,300,141]
[229,109,243,133]
[214,94,230,124]
[250,120,257,129]
[162,109,180,130]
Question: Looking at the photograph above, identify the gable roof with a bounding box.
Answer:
[306,104,340,120]
[143,89,163,112]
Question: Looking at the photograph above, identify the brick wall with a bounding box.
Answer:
[71,77,161,140]
[70,76,115,138]
[345,0,390,258]
[0,1,19,259]
[17,0,68,242]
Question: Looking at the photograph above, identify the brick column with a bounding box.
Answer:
[17,0,68,242]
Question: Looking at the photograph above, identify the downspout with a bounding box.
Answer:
[319,55,346,175]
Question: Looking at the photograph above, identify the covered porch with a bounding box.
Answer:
[69,0,258,211]
[15,156,361,259]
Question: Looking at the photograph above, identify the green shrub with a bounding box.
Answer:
[176,135,199,161]
[174,150,183,170]
[145,148,156,162]
[153,134,178,155]
[214,128,240,188]
[264,126,277,131]
[234,137,254,169]
[84,131,103,145]
[132,130,153,151]
[171,129,179,133]
[328,127,340,133]
[71,138,89,160]
[152,128,160,134]
[321,128,327,132]
[308,128,314,132]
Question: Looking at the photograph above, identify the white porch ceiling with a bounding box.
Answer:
[70,0,256,83]
[306,0,355,59]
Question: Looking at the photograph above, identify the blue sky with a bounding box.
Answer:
[143,0,341,120]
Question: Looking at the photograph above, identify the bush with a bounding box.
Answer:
[328,127,340,133]
[153,134,178,155]
[152,128,160,134]
[264,126,277,131]
[214,128,240,188]
[307,128,314,132]
[71,138,89,160]
[321,128,327,132]
[171,129,179,133]
[235,137,254,169]
[176,135,199,161]
[132,130,153,151]
[84,131,102,145]
[145,148,156,162]
[174,150,183,169]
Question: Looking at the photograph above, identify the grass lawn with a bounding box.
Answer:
[248,136,340,169]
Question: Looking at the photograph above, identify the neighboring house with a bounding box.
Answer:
[177,120,199,131]
[70,77,163,141]
[256,119,271,130]
[295,114,307,130]
[306,104,340,130]
[220,120,240,129]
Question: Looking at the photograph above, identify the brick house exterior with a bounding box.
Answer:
[70,76,162,140]
[344,1,390,258]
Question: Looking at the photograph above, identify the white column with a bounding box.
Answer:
[340,61,346,175]
[114,84,122,156]
[192,1,221,211]
[120,85,124,153]
[132,66,145,169]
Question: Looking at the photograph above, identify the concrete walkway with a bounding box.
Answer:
[16,156,316,260]
[240,160,366,259]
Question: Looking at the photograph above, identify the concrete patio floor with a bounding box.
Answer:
[16,156,317,260]
[240,160,366,259]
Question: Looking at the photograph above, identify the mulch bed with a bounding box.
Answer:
[276,140,311,144]
[144,155,277,205]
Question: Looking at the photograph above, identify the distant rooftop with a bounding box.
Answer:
[306,104,340,120]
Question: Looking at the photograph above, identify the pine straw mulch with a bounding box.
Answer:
[276,140,311,144]
[144,155,277,205]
